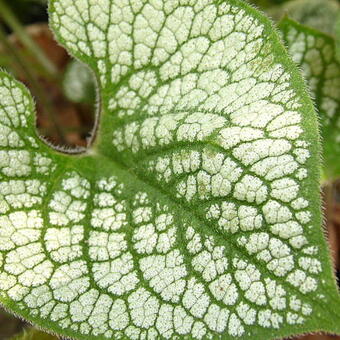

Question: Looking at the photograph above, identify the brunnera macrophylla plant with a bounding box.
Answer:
[279,17,340,180]
[0,0,340,339]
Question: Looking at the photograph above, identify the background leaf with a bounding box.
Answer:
[336,14,340,62]
[279,17,340,179]
[270,0,340,35]
[62,60,96,105]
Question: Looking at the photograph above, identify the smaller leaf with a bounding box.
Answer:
[336,14,340,63]
[11,327,58,340]
[279,17,340,179]
[272,0,340,35]
[62,60,96,104]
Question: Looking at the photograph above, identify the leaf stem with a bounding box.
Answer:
[0,0,58,78]
[0,23,67,144]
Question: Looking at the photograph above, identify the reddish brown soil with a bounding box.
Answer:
[8,23,94,149]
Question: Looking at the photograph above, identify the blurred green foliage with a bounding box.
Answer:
[10,328,58,340]
[336,14,340,62]
[247,0,290,8]
[270,0,340,34]
[3,0,47,26]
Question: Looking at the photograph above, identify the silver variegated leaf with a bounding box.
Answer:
[0,1,339,339]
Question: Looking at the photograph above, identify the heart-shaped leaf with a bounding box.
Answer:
[279,17,340,179]
[0,1,340,339]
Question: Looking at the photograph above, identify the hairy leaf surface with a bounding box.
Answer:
[280,17,340,179]
[0,1,340,339]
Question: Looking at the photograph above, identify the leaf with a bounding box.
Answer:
[279,17,340,179]
[10,327,58,340]
[336,14,340,63]
[269,0,340,35]
[63,60,96,104]
[0,0,339,339]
